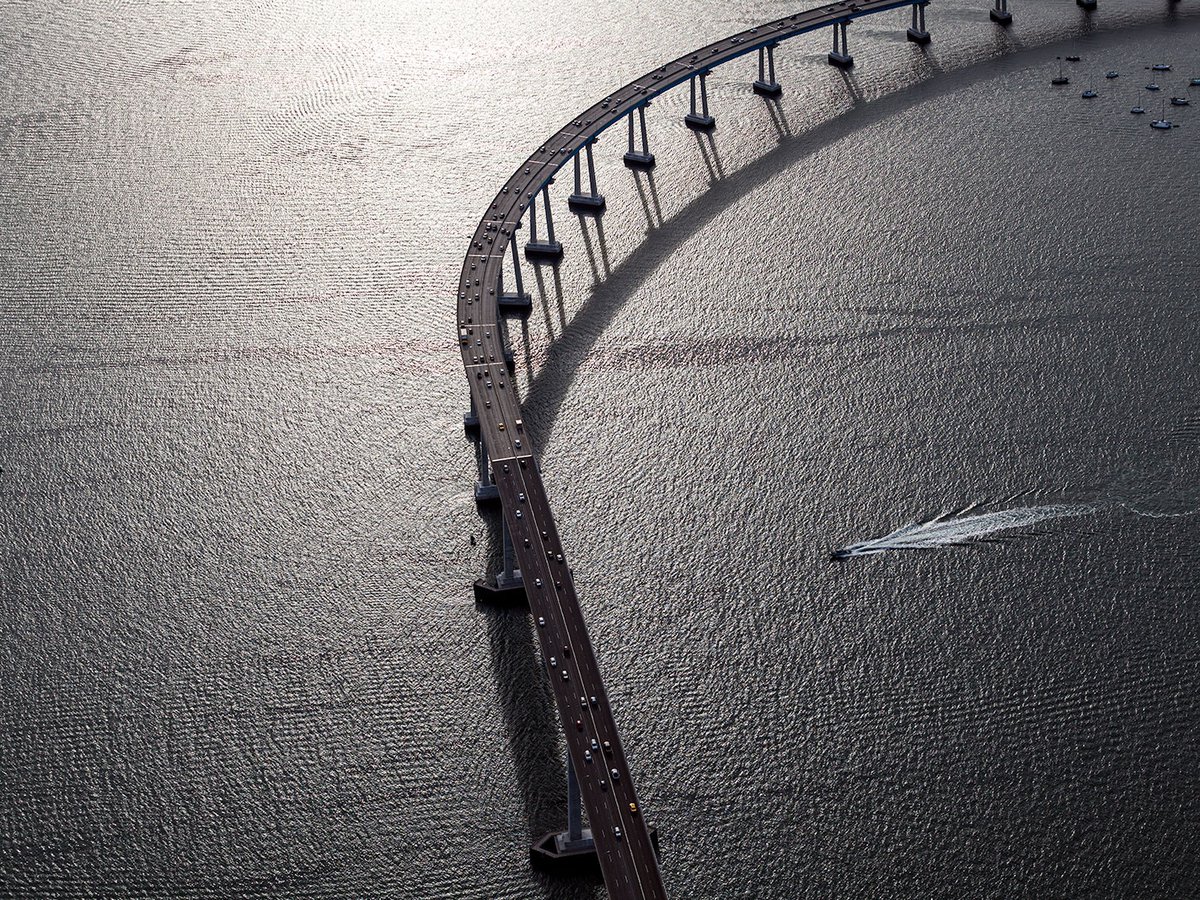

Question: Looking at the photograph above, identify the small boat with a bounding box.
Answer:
[1151,63,1171,72]
[1131,105,1146,114]
[1192,78,1200,87]
[1051,57,1069,86]
[1170,96,1189,106]
[1151,101,1173,129]
[1066,55,1081,62]
[1146,82,1161,91]
[1082,90,1098,99]
[1105,71,1119,79]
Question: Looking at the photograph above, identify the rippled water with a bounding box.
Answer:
[2,1,1198,898]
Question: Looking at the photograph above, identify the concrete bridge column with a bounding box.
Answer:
[828,20,853,68]
[475,439,499,504]
[498,222,533,315]
[495,317,517,374]
[532,748,662,870]
[990,0,1012,24]
[566,755,585,844]
[623,104,656,169]
[463,396,479,439]
[496,515,523,591]
[568,138,606,213]
[551,755,593,853]
[907,2,931,44]
[685,70,716,130]
[473,504,528,605]
[525,179,564,263]
[753,44,782,96]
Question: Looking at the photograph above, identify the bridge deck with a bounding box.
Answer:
[458,3,937,898]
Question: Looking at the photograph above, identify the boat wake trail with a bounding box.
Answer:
[831,502,1096,560]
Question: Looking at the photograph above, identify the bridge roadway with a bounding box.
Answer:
[457,2,982,898]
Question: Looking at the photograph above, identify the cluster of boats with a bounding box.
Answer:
[1051,56,1196,130]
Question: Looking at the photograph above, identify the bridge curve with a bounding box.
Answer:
[455,2,1096,898]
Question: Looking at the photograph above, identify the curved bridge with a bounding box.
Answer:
[455,2,1119,897]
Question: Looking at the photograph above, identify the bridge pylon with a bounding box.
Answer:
[473,509,526,604]
[568,138,606,214]
[828,19,853,68]
[525,179,564,263]
[753,44,782,96]
[907,2,932,44]
[463,396,480,439]
[623,104,656,169]
[531,755,595,868]
[990,0,1012,24]
[473,436,499,504]
[532,755,662,873]
[498,222,533,316]
[684,71,717,130]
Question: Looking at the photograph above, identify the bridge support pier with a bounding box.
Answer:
[474,438,499,504]
[907,2,931,44]
[828,20,854,68]
[563,756,590,850]
[474,509,527,604]
[495,316,516,374]
[753,44,782,96]
[568,139,606,214]
[990,0,1012,25]
[498,223,533,316]
[684,71,716,130]
[623,105,655,169]
[531,753,661,873]
[525,180,563,263]
[532,756,596,869]
[464,396,480,439]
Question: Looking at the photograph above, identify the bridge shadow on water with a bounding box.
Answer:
[631,172,664,231]
[476,517,605,896]
[837,65,866,105]
[693,130,725,184]
[513,14,1190,448]
[575,214,613,284]
[474,518,571,868]
[763,96,794,141]
[472,12,1191,891]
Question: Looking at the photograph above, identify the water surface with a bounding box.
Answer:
[1,1,1197,897]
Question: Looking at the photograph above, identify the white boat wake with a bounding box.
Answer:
[831,502,1096,559]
